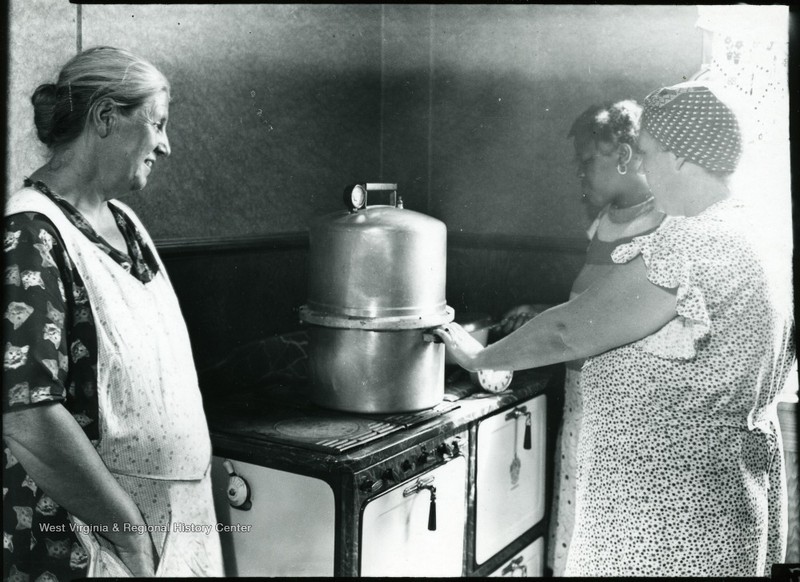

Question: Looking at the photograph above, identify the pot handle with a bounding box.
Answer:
[422,331,443,343]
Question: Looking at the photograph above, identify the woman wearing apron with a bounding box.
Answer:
[3,46,223,579]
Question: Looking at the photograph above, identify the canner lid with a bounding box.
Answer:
[311,205,447,234]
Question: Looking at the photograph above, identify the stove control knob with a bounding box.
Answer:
[381,468,396,483]
[436,443,453,458]
[451,438,461,457]
[359,478,381,494]
[401,460,413,472]
[417,448,431,465]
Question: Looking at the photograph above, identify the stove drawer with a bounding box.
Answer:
[360,455,467,576]
[211,457,335,576]
[488,537,544,577]
[475,394,546,565]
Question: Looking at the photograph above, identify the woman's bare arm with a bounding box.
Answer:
[435,256,678,371]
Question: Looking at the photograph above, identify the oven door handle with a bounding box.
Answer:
[501,555,527,577]
[402,476,437,531]
[505,406,533,450]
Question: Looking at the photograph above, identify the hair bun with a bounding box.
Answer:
[31,83,58,109]
[31,83,59,146]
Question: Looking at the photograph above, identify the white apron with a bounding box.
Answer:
[6,188,223,576]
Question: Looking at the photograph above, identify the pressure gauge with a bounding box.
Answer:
[344,184,367,211]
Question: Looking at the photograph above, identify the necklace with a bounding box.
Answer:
[607,195,655,224]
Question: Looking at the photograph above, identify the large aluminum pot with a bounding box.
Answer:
[306,326,444,413]
[300,184,453,413]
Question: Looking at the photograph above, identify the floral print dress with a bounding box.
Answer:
[3,180,158,582]
[547,200,664,575]
[564,197,795,576]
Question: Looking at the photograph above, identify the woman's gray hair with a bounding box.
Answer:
[31,46,170,149]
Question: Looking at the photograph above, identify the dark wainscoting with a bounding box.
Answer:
[446,232,586,320]
[157,234,310,371]
[157,232,586,377]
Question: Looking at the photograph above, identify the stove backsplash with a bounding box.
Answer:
[199,330,310,397]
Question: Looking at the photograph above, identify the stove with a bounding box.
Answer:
[207,368,554,577]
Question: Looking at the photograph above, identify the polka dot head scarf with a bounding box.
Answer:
[642,83,742,173]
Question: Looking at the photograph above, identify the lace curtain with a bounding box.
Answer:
[696,5,789,145]
[696,6,793,334]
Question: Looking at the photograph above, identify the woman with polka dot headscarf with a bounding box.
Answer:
[435,82,795,576]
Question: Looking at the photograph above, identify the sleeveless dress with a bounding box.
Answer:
[547,200,664,575]
[564,197,794,575]
[3,186,223,578]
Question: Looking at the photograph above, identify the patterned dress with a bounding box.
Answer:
[564,197,795,576]
[547,200,664,575]
[3,181,160,581]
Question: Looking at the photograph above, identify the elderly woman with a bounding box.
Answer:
[3,47,222,579]
[498,99,664,575]
[435,83,795,576]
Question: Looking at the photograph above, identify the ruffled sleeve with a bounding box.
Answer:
[610,217,711,360]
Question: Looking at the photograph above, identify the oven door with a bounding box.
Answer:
[475,394,546,565]
[360,455,467,576]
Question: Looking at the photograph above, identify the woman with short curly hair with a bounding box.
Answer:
[499,98,664,575]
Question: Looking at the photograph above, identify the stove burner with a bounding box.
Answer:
[275,418,362,439]
[375,401,460,428]
[209,383,461,454]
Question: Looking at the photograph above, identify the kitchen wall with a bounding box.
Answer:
[6,3,702,368]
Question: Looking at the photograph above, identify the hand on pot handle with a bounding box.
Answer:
[431,322,485,371]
